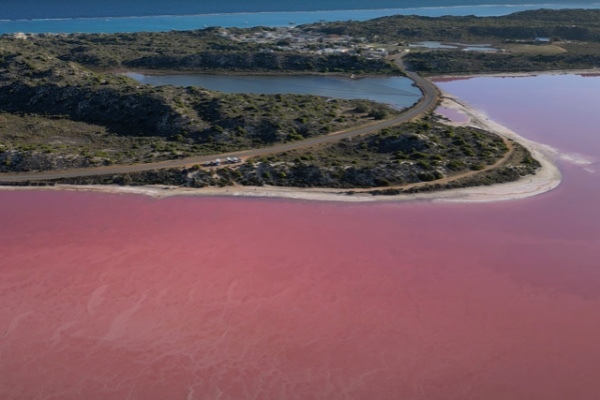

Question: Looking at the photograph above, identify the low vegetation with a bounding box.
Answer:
[404,51,600,74]
[234,121,510,188]
[1,29,399,74]
[16,120,540,192]
[5,9,585,192]
[306,9,600,74]
[307,9,600,44]
[0,51,397,172]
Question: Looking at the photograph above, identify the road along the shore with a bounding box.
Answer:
[0,63,440,182]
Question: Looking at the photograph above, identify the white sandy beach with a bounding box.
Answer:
[0,88,563,204]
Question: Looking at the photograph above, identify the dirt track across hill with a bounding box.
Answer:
[0,60,440,183]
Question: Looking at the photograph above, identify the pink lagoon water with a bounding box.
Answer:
[2,75,600,400]
[436,106,469,123]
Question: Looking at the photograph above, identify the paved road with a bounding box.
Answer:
[0,61,440,182]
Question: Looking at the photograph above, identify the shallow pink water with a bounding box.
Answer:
[436,106,469,123]
[2,76,600,400]
[436,74,600,158]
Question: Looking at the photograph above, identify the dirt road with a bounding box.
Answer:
[0,62,440,182]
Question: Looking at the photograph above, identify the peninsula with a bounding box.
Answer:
[1,9,596,199]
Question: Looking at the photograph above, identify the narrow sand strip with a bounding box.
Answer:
[0,93,562,203]
[427,93,561,203]
[433,68,600,80]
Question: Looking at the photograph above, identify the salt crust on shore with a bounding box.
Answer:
[434,68,600,79]
[0,89,564,204]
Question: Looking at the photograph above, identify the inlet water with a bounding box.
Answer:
[126,73,422,109]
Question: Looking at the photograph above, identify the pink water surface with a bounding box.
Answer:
[2,76,600,400]
[436,74,600,158]
[436,106,469,123]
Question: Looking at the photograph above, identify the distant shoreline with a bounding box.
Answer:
[3,2,593,22]
[430,68,600,80]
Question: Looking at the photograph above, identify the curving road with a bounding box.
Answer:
[0,60,440,182]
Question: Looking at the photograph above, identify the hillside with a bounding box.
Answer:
[3,10,586,192]
[0,46,394,172]
[306,9,600,74]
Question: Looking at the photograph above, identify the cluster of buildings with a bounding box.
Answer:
[217,27,391,59]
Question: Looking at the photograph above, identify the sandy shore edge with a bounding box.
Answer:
[0,91,562,204]
[429,93,561,203]
[431,68,600,80]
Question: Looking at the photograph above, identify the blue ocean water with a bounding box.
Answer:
[1,1,599,33]
[3,1,599,20]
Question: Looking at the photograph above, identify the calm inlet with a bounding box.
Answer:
[125,73,422,109]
